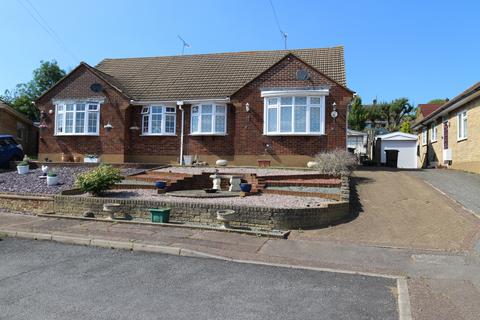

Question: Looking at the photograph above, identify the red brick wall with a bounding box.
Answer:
[37,65,130,160]
[231,54,352,157]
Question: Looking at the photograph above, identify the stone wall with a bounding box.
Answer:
[0,193,54,214]
[53,194,350,230]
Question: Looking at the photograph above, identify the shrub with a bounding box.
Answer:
[47,171,57,177]
[313,149,357,175]
[17,161,29,166]
[75,164,123,196]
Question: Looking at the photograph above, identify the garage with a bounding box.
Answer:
[374,132,418,169]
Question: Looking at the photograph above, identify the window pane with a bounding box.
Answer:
[215,105,225,113]
[310,97,321,105]
[88,104,98,111]
[202,105,212,114]
[267,98,278,106]
[142,115,149,134]
[166,107,175,113]
[295,97,307,105]
[65,113,74,133]
[463,117,467,137]
[165,115,175,133]
[57,105,64,112]
[56,113,63,133]
[151,114,162,133]
[294,105,307,132]
[66,104,74,111]
[192,106,199,114]
[281,97,292,106]
[267,108,277,132]
[280,106,292,132]
[201,115,212,132]
[141,107,149,114]
[76,104,85,111]
[191,115,198,132]
[151,106,162,114]
[215,115,225,133]
[88,112,98,133]
[75,112,85,133]
[310,107,321,132]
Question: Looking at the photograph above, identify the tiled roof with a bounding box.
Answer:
[418,103,443,117]
[95,47,347,101]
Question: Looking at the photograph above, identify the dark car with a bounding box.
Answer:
[0,135,24,168]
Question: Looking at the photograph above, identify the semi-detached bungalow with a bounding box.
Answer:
[35,47,354,167]
[413,81,480,173]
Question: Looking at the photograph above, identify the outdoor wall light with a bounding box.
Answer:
[104,122,113,131]
[48,109,54,115]
[245,103,250,112]
[330,102,338,119]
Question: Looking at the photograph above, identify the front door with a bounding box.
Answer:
[443,119,449,150]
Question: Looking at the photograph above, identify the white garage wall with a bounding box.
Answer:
[381,140,417,169]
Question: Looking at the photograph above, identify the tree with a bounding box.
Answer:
[348,96,367,131]
[1,60,66,121]
[399,121,412,133]
[428,98,446,104]
[387,98,414,130]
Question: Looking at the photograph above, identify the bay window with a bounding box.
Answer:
[191,103,227,135]
[141,106,176,135]
[55,101,100,135]
[263,95,325,135]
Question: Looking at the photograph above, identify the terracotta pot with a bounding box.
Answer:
[61,153,71,162]
[74,155,82,163]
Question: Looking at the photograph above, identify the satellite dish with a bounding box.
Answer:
[90,83,103,93]
[296,69,309,80]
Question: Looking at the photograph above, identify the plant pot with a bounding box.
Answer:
[307,161,318,168]
[154,181,167,189]
[73,155,82,163]
[17,165,29,174]
[239,183,252,193]
[61,153,71,162]
[84,157,99,163]
[183,155,193,166]
[46,175,59,186]
[215,159,228,166]
[103,203,122,220]
[150,208,171,223]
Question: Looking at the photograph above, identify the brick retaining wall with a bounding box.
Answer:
[0,193,54,214]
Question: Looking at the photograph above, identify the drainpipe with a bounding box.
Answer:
[177,101,185,165]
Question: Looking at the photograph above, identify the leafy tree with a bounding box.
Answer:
[428,98,446,104]
[399,121,412,133]
[387,98,414,130]
[348,96,367,131]
[1,60,66,121]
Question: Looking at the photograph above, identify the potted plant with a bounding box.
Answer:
[46,171,59,186]
[154,181,167,189]
[240,183,252,193]
[17,161,29,174]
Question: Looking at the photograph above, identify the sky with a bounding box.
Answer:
[0,0,479,105]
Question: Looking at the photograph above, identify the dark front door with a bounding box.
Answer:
[443,120,449,150]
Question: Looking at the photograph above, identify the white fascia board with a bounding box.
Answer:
[52,97,105,104]
[261,89,329,98]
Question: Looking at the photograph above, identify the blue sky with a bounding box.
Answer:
[0,0,478,105]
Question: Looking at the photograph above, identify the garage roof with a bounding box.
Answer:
[376,131,418,141]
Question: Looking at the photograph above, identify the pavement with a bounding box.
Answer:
[409,168,480,217]
[1,169,480,319]
[0,238,398,320]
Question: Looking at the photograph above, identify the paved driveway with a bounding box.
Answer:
[291,168,480,252]
[409,169,480,216]
[0,238,398,320]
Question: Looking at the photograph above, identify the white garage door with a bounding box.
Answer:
[381,140,417,169]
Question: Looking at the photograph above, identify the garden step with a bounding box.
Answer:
[264,179,341,188]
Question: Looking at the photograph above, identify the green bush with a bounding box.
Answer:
[17,161,29,166]
[75,164,123,196]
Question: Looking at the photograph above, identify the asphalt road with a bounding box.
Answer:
[0,238,398,320]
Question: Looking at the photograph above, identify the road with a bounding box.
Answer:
[0,238,398,320]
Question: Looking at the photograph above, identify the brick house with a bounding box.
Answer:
[413,81,480,173]
[0,100,38,156]
[36,47,354,167]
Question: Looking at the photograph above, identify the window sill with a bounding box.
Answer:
[457,137,468,142]
[189,133,227,136]
[54,134,99,137]
[431,139,437,143]
[263,133,326,136]
[140,134,177,137]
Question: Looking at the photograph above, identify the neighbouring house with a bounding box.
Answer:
[35,47,354,167]
[347,129,367,155]
[373,131,418,169]
[0,100,38,156]
[413,82,480,173]
[416,103,443,121]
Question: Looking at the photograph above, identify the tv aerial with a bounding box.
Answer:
[177,35,191,55]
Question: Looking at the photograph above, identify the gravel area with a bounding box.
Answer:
[154,166,318,177]
[0,166,147,195]
[82,189,334,208]
[266,186,341,194]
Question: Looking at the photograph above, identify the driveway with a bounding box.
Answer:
[409,169,480,216]
[290,168,480,252]
[0,238,398,320]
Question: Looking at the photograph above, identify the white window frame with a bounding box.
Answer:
[421,127,427,145]
[55,101,100,136]
[430,122,437,142]
[262,95,326,135]
[190,103,227,135]
[457,110,467,141]
[141,105,176,136]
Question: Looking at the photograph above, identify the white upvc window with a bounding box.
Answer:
[55,101,100,135]
[422,127,427,145]
[430,122,437,142]
[141,106,176,135]
[457,110,467,140]
[190,103,227,135]
[263,96,325,135]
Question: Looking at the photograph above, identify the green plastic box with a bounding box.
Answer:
[149,208,171,223]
